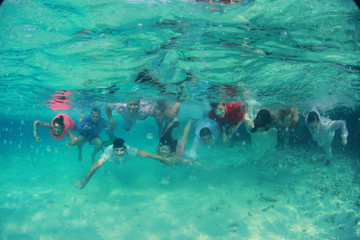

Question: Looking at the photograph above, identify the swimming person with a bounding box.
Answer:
[208,102,247,144]
[305,109,348,165]
[152,99,180,138]
[77,108,108,163]
[277,106,299,147]
[74,138,169,189]
[187,118,221,160]
[157,118,211,169]
[33,113,78,146]
[105,99,153,131]
[243,109,278,159]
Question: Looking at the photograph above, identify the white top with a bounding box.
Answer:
[305,109,348,147]
[187,118,220,159]
[243,114,278,158]
[109,100,153,130]
[101,144,138,164]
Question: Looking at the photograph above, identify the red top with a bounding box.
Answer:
[208,102,244,125]
[50,113,76,140]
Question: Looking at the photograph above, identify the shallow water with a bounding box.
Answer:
[1,0,360,239]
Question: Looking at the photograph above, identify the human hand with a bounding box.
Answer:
[74,180,86,189]
[83,123,91,130]
[222,134,229,143]
[341,136,347,145]
[66,140,76,147]
[34,135,41,142]
[109,121,117,130]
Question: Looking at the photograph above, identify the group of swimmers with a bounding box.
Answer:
[33,99,348,189]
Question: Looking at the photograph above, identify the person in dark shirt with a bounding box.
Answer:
[77,108,108,163]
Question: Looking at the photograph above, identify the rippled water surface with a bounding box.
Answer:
[0,0,359,117]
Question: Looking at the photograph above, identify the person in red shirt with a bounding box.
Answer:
[208,102,248,144]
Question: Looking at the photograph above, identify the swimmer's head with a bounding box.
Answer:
[307,111,320,134]
[159,137,177,158]
[52,116,65,136]
[113,138,126,157]
[251,109,273,133]
[200,127,212,146]
[154,99,168,116]
[91,108,101,124]
[127,100,140,115]
[279,107,293,126]
[211,102,226,119]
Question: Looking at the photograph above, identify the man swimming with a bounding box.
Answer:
[77,108,108,163]
[74,138,173,189]
[187,118,221,159]
[106,99,153,131]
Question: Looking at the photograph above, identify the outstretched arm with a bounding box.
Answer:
[106,103,117,130]
[242,113,254,133]
[33,120,52,142]
[136,149,173,166]
[65,130,79,146]
[168,103,180,119]
[74,158,105,189]
[180,118,193,147]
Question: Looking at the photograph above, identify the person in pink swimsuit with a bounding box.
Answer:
[33,113,78,146]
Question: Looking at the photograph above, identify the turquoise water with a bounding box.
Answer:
[1,0,360,239]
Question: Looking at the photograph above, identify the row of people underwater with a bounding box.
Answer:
[33,100,348,189]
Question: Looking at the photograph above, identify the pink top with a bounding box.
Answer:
[50,113,76,140]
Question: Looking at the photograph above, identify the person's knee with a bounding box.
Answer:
[92,138,103,147]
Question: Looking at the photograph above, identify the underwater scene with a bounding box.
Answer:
[1,0,360,239]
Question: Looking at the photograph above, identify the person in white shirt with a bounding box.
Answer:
[243,109,278,159]
[187,118,220,159]
[75,138,167,189]
[106,100,153,131]
[305,109,348,164]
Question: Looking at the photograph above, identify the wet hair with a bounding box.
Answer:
[250,109,273,133]
[113,138,126,149]
[53,116,65,128]
[307,111,319,124]
[92,107,101,115]
[200,127,211,137]
[155,99,168,113]
[279,107,292,121]
[210,102,221,109]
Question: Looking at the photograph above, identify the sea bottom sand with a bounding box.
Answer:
[1,145,360,240]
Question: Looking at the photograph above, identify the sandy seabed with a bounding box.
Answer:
[1,144,360,240]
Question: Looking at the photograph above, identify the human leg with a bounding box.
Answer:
[90,137,103,163]
[77,134,87,162]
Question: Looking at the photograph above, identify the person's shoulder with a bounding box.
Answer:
[231,102,242,109]
[125,144,138,156]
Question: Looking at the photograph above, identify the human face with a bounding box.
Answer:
[127,101,140,115]
[91,111,100,124]
[201,134,212,146]
[53,123,64,136]
[214,104,226,118]
[283,114,291,126]
[308,121,320,134]
[159,145,171,158]
[113,147,126,157]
